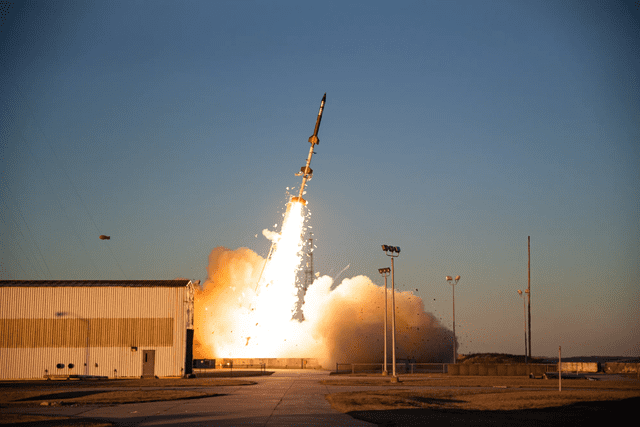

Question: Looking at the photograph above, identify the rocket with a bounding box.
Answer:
[290,93,326,206]
[255,94,326,293]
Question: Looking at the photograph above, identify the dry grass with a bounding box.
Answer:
[327,388,640,412]
[4,389,222,405]
[325,374,640,413]
[0,377,251,425]
[0,378,254,407]
[0,413,112,426]
[322,373,640,390]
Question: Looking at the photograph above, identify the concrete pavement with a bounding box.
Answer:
[6,370,377,426]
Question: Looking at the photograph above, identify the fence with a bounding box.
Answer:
[335,363,558,376]
[335,363,447,374]
[448,363,557,376]
[194,361,267,375]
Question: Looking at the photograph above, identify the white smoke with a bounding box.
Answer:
[194,246,455,367]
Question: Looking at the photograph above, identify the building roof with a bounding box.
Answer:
[0,280,192,287]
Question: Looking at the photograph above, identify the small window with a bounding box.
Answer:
[56,363,64,369]
[68,363,74,369]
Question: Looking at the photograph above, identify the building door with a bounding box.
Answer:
[142,350,155,378]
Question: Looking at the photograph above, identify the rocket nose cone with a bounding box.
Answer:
[322,93,326,101]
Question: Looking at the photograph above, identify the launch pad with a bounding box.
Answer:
[196,358,323,370]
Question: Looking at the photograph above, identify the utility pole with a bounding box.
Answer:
[527,236,531,359]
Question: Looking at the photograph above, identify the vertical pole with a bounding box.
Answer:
[559,346,562,392]
[383,275,388,375]
[391,257,397,378]
[528,236,531,359]
[452,282,456,364]
[523,294,527,364]
[85,320,90,376]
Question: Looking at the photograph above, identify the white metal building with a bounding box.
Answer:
[0,280,195,380]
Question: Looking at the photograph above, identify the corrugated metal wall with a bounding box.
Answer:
[0,284,188,379]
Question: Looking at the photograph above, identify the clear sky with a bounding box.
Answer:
[1,0,638,358]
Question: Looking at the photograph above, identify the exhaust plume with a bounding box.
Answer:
[194,246,455,367]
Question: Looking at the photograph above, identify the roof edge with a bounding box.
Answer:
[0,280,192,287]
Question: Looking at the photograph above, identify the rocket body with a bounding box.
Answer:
[291,93,326,205]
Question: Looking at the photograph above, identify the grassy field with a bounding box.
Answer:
[326,386,640,411]
[322,373,640,390]
[325,374,640,426]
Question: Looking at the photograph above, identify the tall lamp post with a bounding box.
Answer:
[378,267,391,376]
[445,275,461,364]
[517,289,529,364]
[381,245,400,380]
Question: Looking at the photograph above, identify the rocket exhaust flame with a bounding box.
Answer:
[193,94,455,365]
[194,245,456,365]
[256,93,326,293]
[194,197,455,365]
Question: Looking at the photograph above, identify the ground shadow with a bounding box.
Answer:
[347,396,640,427]
[1,416,112,426]
[17,391,110,401]
[406,396,465,406]
[195,370,274,378]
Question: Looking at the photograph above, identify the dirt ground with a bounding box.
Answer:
[325,373,640,426]
[2,372,638,426]
[322,373,640,390]
[342,398,640,427]
[0,376,257,426]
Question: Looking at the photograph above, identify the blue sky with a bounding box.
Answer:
[1,0,638,357]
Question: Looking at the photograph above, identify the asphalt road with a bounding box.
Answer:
[5,370,377,426]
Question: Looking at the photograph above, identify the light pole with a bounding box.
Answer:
[445,275,461,364]
[517,289,529,364]
[381,245,400,380]
[55,311,90,376]
[378,267,391,376]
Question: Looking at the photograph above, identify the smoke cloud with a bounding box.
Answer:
[194,246,455,367]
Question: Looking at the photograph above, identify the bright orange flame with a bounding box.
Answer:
[210,200,308,358]
[194,201,456,367]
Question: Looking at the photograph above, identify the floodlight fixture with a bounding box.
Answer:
[446,275,461,286]
[382,245,401,256]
